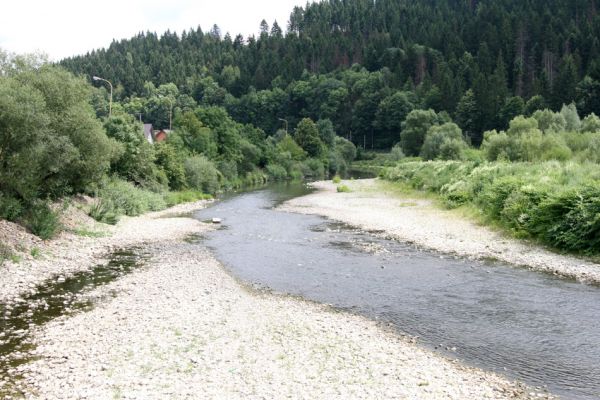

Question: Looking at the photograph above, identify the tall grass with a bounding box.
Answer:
[89,179,212,224]
[381,161,600,253]
[89,179,166,224]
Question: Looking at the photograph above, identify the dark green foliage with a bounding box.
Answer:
[0,194,23,221]
[528,185,600,252]
[454,90,478,143]
[23,202,61,240]
[172,112,217,157]
[103,115,159,188]
[59,0,600,147]
[0,66,117,205]
[317,119,336,147]
[375,92,415,147]
[524,95,547,116]
[400,109,446,156]
[154,142,186,190]
[294,118,324,158]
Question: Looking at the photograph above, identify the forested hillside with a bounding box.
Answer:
[61,0,600,147]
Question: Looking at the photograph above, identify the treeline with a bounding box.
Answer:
[0,54,356,238]
[61,0,600,147]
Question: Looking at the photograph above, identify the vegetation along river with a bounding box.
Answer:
[195,182,600,400]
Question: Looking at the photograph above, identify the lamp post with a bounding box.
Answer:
[278,118,288,135]
[92,76,113,117]
[159,96,174,131]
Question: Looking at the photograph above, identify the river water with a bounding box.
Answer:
[195,182,600,400]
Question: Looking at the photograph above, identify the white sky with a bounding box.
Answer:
[0,0,308,61]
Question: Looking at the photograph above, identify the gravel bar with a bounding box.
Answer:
[0,200,211,303]
[19,239,539,399]
[279,179,600,284]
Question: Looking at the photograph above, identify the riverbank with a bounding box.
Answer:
[279,179,600,284]
[0,199,210,303]
[0,191,547,399]
[17,236,540,399]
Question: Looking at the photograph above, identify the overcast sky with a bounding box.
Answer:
[0,0,308,61]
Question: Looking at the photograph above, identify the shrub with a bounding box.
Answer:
[300,158,325,178]
[266,164,288,180]
[334,136,357,163]
[0,194,23,221]
[154,142,186,190]
[337,185,351,193]
[381,160,600,253]
[580,113,600,133]
[420,123,464,160]
[389,144,405,161]
[184,155,221,194]
[527,185,600,252]
[294,118,324,158]
[439,138,467,160]
[23,201,61,239]
[400,109,445,156]
[91,179,166,222]
[88,199,120,224]
[332,175,342,184]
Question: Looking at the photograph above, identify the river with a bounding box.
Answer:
[195,182,600,400]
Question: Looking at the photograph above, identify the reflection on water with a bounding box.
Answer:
[196,183,600,400]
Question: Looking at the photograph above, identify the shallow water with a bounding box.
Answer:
[0,249,147,396]
[195,182,600,400]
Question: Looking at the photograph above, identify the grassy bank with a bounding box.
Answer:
[380,161,600,254]
[88,179,212,225]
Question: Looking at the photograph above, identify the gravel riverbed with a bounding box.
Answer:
[0,193,551,399]
[0,200,210,303]
[279,179,600,284]
[19,238,539,399]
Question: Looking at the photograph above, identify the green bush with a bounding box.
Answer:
[23,201,61,239]
[382,160,600,253]
[332,175,342,184]
[91,179,166,222]
[390,144,406,161]
[528,185,600,252]
[0,194,23,221]
[88,199,119,225]
[300,158,325,178]
[266,164,288,180]
[337,185,351,193]
[184,155,221,194]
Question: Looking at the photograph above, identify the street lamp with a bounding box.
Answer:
[278,118,288,135]
[92,76,113,117]
[159,95,174,131]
